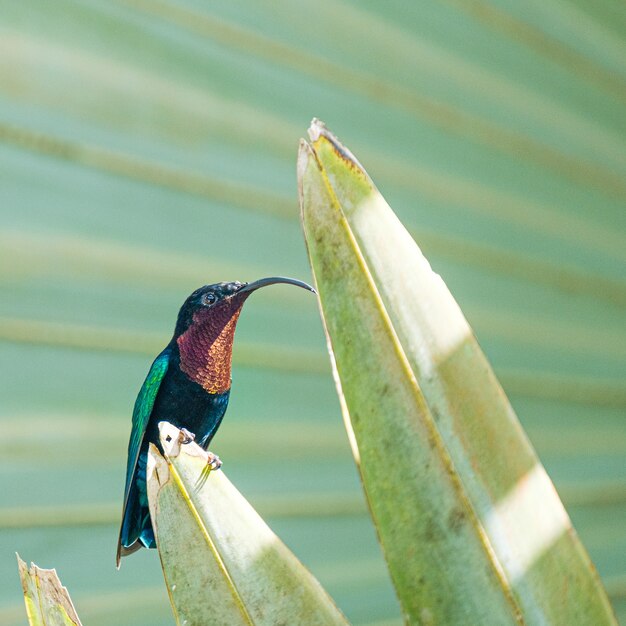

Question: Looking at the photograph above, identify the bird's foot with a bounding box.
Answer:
[178,428,196,445]
[194,451,222,491]
[206,451,222,471]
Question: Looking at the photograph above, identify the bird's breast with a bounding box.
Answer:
[148,364,231,448]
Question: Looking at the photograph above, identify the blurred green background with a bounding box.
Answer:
[1,1,625,624]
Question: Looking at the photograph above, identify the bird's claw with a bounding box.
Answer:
[178,428,196,445]
[206,451,222,471]
[194,451,222,491]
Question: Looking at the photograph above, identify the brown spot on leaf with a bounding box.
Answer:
[447,508,466,534]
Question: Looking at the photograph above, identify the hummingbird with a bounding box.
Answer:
[117,277,315,566]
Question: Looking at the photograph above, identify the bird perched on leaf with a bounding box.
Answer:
[117,277,315,566]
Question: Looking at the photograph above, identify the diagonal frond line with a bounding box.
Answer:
[307,0,626,167]
[6,29,625,262]
[119,0,626,202]
[0,122,294,219]
[2,225,625,307]
[3,482,626,530]
[443,0,626,104]
[1,301,624,361]
[0,316,624,407]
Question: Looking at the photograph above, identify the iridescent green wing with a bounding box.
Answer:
[122,348,170,504]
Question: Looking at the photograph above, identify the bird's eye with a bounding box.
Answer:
[201,292,217,306]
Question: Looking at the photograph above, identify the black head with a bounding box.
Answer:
[173,277,315,337]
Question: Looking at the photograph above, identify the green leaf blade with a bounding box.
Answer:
[299,120,618,625]
[299,138,521,624]
[147,422,349,626]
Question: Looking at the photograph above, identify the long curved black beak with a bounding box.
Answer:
[237,276,316,295]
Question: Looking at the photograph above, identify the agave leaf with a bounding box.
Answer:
[147,421,349,626]
[298,120,617,625]
[16,554,82,626]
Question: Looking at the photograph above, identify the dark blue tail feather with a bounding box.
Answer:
[121,450,155,550]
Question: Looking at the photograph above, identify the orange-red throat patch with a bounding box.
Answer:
[177,300,245,394]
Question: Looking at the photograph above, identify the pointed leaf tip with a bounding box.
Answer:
[307,119,365,175]
[308,118,327,142]
[17,555,82,626]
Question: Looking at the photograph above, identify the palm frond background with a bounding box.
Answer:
[0,1,625,624]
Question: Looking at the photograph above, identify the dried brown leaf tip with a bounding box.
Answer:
[17,554,82,626]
